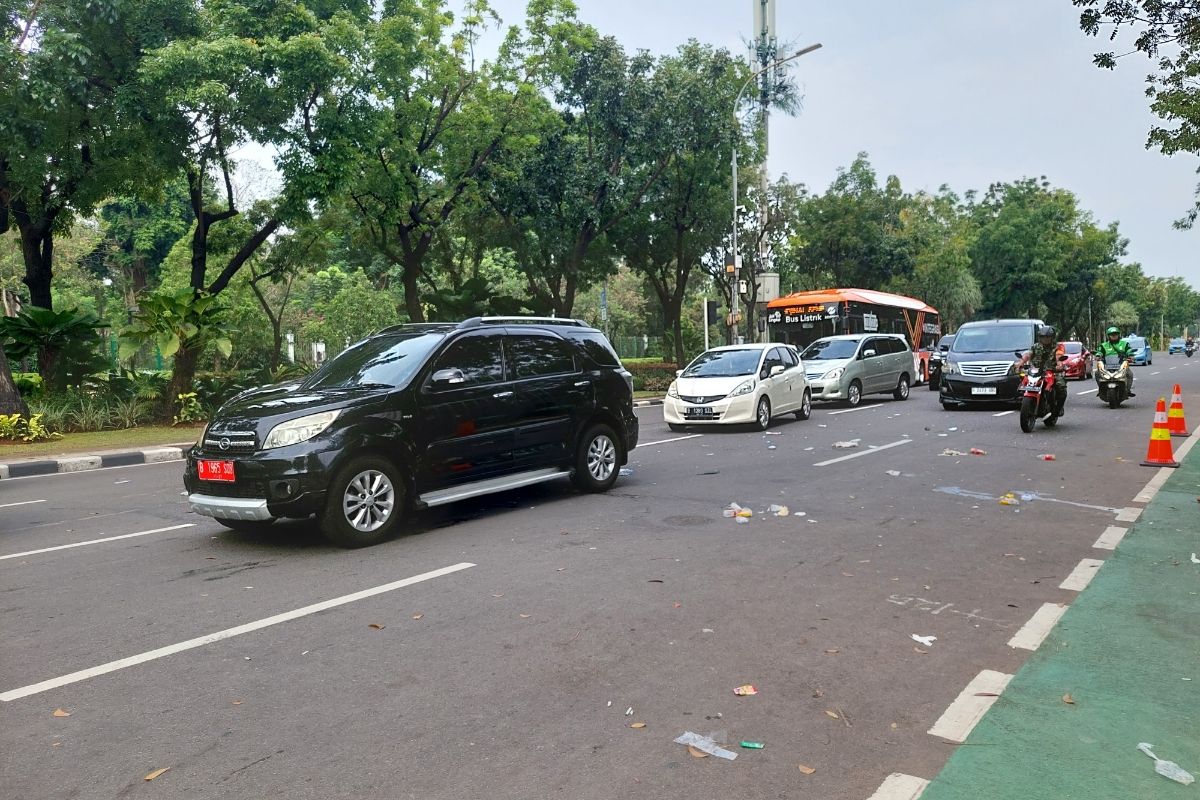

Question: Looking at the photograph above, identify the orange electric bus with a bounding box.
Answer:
[765,288,942,383]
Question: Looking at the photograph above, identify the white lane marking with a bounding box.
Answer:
[927,670,1013,742]
[827,403,883,416]
[1093,526,1129,551]
[992,409,1016,417]
[933,486,1120,513]
[867,773,931,800]
[1135,467,1174,504]
[0,562,476,702]
[0,459,185,482]
[0,524,195,561]
[1150,371,1161,376]
[1059,558,1105,592]
[1170,366,1177,370]
[641,434,703,446]
[1007,603,1068,650]
[1075,387,1099,395]
[813,438,911,467]
[1115,507,1142,523]
[0,499,46,509]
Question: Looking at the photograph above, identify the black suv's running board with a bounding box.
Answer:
[416,468,571,509]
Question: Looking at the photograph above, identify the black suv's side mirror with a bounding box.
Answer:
[431,368,466,387]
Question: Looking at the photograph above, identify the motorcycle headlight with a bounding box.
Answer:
[822,367,845,381]
[729,379,756,397]
[667,381,680,399]
[262,410,341,450]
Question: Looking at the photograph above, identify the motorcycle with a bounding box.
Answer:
[1018,356,1067,433]
[1096,353,1132,409]
[1187,342,1196,358]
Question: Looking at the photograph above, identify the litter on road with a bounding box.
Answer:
[940,448,967,457]
[832,439,861,449]
[911,634,937,647]
[733,684,759,696]
[798,764,817,775]
[1038,454,1056,461]
[998,493,1021,506]
[1138,743,1195,785]
[768,504,790,516]
[886,470,901,477]
[969,448,987,456]
[674,731,738,761]
[740,741,765,749]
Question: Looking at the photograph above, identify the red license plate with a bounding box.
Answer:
[198,459,236,482]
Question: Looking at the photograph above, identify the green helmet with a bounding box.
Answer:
[1106,326,1120,336]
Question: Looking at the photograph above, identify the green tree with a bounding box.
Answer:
[99,179,194,300]
[1074,1,1200,226]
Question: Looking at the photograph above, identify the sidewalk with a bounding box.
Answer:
[917,438,1200,799]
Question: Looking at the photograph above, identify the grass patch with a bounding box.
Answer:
[0,425,203,460]
[633,390,664,400]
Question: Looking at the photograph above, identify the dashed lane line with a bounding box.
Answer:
[1007,603,1069,651]
[827,403,883,416]
[640,434,703,446]
[992,409,1016,417]
[0,499,45,510]
[1075,387,1099,395]
[0,524,195,561]
[1093,526,1129,550]
[866,773,931,800]
[927,670,1013,743]
[1115,506,1143,523]
[813,438,911,467]
[1059,558,1104,592]
[0,562,476,702]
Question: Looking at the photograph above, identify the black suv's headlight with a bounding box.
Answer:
[263,410,341,450]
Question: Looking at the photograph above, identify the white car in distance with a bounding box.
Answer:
[663,343,812,431]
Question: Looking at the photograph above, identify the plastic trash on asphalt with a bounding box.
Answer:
[885,470,901,477]
[969,447,987,456]
[1037,454,1056,461]
[674,731,738,761]
[911,634,937,647]
[1138,743,1195,785]
[733,684,758,696]
[832,439,860,449]
[939,448,967,457]
[999,493,1021,506]
[768,504,790,516]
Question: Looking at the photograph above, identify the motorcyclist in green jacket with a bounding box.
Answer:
[1017,325,1068,422]
[1095,326,1136,397]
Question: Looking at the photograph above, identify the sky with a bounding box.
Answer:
[479,0,1200,288]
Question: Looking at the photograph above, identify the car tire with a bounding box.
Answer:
[941,401,956,411]
[846,380,863,407]
[893,373,910,401]
[667,423,687,433]
[794,389,812,420]
[573,423,621,493]
[928,374,940,391]
[320,455,405,548]
[754,396,772,431]
[215,518,276,533]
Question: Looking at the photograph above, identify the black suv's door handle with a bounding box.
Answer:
[493,390,514,399]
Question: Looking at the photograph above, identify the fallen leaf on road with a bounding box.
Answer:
[411,614,423,620]
[798,764,816,775]
[687,745,709,758]
[824,710,840,720]
[1062,694,1075,705]
[143,768,170,781]
[890,722,898,729]
[231,700,243,705]
[630,722,646,729]
[368,623,385,630]
[51,709,70,717]
[824,649,840,654]
[913,647,928,654]
[519,614,531,618]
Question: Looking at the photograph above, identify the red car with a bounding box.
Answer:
[1059,340,1093,380]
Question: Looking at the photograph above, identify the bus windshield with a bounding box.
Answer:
[801,339,860,360]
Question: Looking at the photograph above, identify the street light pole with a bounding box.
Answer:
[729,42,821,345]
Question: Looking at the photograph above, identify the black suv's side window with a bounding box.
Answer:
[507,335,577,379]
[432,335,505,386]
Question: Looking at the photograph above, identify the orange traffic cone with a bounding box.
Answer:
[1167,383,1190,437]
[1142,397,1180,468]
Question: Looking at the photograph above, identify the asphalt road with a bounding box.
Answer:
[1,358,1196,800]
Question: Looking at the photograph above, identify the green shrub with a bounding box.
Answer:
[0,413,62,442]
[173,392,204,425]
[27,388,155,433]
[14,373,43,397]
[625,361,678,392]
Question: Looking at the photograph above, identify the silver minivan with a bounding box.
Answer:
[801,333,914,406]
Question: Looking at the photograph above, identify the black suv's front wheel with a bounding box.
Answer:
[320,455,406,547]
[573,423,621,493]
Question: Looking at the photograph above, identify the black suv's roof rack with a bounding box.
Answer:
[459,316,590,328]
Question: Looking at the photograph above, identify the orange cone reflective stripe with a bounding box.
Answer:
[1167,383,1189,437]
[1142,397,1180,468]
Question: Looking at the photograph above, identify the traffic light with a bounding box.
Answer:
[706,300,720,326]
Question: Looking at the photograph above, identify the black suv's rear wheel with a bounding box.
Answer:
[573,424,621,493]
[320,455,405,548]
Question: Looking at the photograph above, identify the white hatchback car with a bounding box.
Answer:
[663,343,811,431]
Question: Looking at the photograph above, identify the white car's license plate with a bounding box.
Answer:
[686,406,713,416]
[971,387,998,395]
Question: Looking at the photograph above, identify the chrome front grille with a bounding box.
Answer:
[680,394,726,404]
[957,361,1013,378]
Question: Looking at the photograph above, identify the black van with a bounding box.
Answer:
[184,318,639,547]
[938,319,1044,408]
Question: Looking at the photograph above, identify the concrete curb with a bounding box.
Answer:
[633,398,665,408]
[0,446,189,480]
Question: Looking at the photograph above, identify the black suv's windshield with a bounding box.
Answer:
[801,339,860,360]
[952,325,1031,354]
[682,349,762,378]
[302,332,445,390]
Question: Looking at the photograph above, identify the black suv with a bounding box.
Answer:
[939,319,1044,408]
[184,317,639,547]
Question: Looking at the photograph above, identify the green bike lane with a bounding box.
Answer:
[917,432,1200,800]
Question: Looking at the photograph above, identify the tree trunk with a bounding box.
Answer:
[402,259,425,323]
[19,223,53,310]
[0,346,28,416]
[166,343,201,421]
